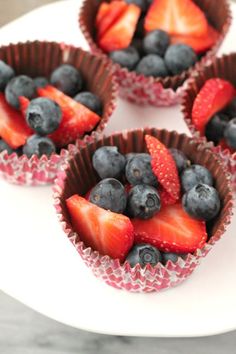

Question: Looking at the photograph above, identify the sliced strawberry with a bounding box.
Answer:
[192,79,235,135]
[38,86,100,147]
[99,4,141,52]
[171,25,219,54]
[96,2,110,27]
[0,93,32,149]
[158,186,177,206]
[66,195,134,261]
[144,0,208,36]
[96,1,127,39]
[132,202,207,253]
[145,135,180,202]
[19,96,30,117]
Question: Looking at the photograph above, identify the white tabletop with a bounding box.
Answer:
[0,0,236,337]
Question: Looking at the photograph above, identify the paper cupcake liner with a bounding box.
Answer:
[53,128,233,293]
[0,40,117,185]
[79,0,231,106]
[182,52,236,191]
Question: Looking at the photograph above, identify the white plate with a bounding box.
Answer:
[0,0,236,338]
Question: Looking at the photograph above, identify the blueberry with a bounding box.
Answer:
[224,118,236,149]
[5,75,36,109]
[143,30,170,57]
[127,184,161,219]
[0,139,14,154]
[92,146,126,179]
[126,244,162,268]
[50,64,83,96]
[125,153,138,163]
[125,0,147,12]
[136,54,169,77]
[161,252,186,265]
[182,183,221,221]
[181,164,213,193]
[89,178,127,213]
[74,91,102,115]
[33,77,49,88]
[26,97,62,135]
[222,98,236,119]
[23,135,56,158]
[109,47,140,71]
[0,60,15,91]
[205,113,228,144]
[125,153,158,187]
[169,148,190,174]
[164,44,197,75]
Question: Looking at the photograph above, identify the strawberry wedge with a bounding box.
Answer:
[0,93,32,149]
[66,195,134,261]
[132,202,207,253]
[37,85,100,147]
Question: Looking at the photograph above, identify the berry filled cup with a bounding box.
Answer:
[182,53,236,191]
[0,41,117,185]
[54,128,233,293]
[79,0,231,106]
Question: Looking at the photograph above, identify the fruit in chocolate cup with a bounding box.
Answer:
[89,178,127,213]
[26,97,62,135]
[5,75,36,109]
[181,165,213,193]
[0,60,15,91]
[50,64,83,97]
[143,29,170,57]
[74,91,103,115]
[126,244,162,267]
[136,54,168,77]
[92,146,126,179]
[182,183,221,221]
[23,134,56,158]
[109,46,140,70]
[164,44,197,75]
[127,184,161,219]
[125,153,158,187]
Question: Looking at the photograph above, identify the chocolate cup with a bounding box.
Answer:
[0,41,117,185]
[181,53,236,190]
[54,128,233,293]
[79,0,231,106]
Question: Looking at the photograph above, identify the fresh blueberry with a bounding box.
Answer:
[23,135,56,158]
[5,75,36,109]
[182,183,221,221]
[224,118,236,149]
[127,184,161,219]
[33,77,49,88]
[205,113,228,144]
[161,252,186,265]
[26,97,62,135]
[125,0,147,12]
[74,91,102,115]
[0,139,14,154]
[169,148,190,174]
[0,60,15,91]
[164,44,197,75]
[181,164,213,193]
[126,244,162,268]
[89,178,127,213]
[50,64,83,96]
[125,153,158,187]
[143,30,170,57]
[125,153,138,163]
[222,98,236,119]
[136,54,169,77]
[109,47,140,71]
[92,146,126,179]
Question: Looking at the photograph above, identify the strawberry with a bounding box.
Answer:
[19,96,30,117]
[96,2,110,27]
[218,139,235,154]
[96,1,127,39]
[99,4,141,52]
[158,186,177,206]
[38,85,100,147]
[0,93,32,149]
[144,0,208,36]
[171,25,219,54]
[132,202,207,253]
[145,135,180,202]
[192,79,235,135]
[66,195,134,261]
